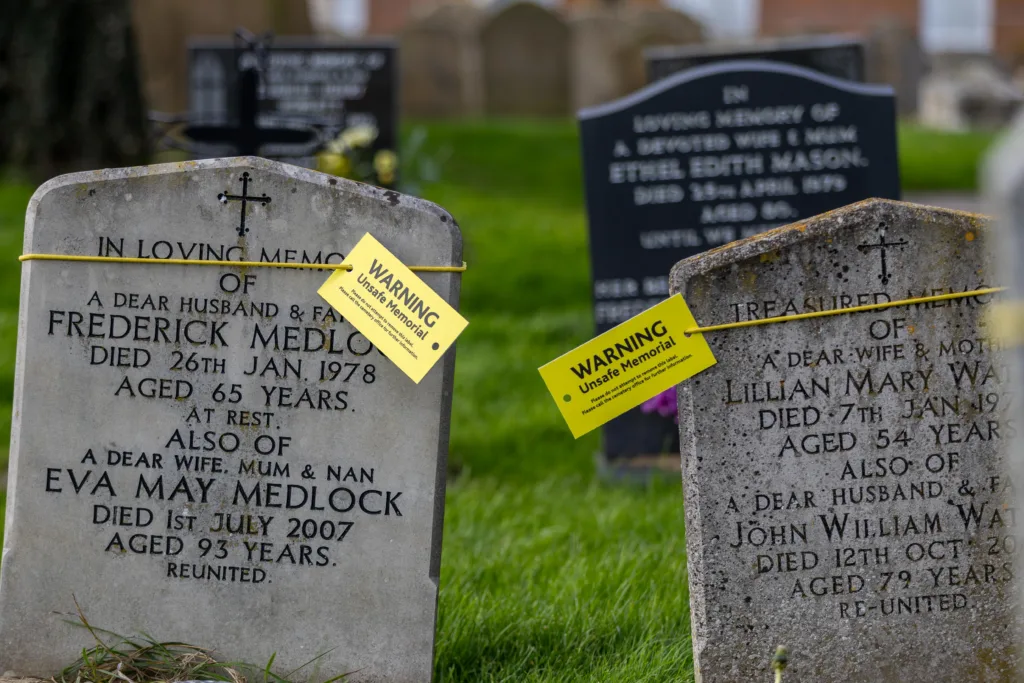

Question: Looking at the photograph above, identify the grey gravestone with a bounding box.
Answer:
[579,61,899,475]
[646,35,864,85]
[481,2,571,117]
[985,110,1024,635]
[0,157,461,682]
[670,198,1020,682]
[189,40,397,166]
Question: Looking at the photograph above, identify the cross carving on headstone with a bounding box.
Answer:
[218,171,270,236]
[857,225,908,286]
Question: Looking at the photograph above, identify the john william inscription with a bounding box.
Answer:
[671,200,1019,682]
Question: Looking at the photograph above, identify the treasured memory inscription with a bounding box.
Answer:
[0,158,461,683]
[671,199,1020,682]
[578,60,898,468]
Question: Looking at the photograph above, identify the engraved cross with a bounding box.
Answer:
[217,171,271,236]
[857,227,907,286]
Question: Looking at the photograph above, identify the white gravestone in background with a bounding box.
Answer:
[0,157,462,683]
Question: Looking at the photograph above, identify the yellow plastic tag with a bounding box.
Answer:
[539,295,716,438]
[318,233,468,383]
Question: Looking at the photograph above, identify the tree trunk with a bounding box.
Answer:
[0,0,149,178]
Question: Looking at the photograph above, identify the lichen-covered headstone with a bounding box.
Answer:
[671,199,1020,682]
[0,157,461,682]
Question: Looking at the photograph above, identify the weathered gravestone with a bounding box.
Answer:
[671,198,1019,682]
[578,61,899,475]
[0,157,461,682]
[984,107,1024,632]
[481,2,571,118]
[189,39,397,167]
[400,4,485,118]
[646,34,865,85]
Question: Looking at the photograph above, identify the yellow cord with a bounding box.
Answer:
[18,253,467,273]
[685,287,1005,335]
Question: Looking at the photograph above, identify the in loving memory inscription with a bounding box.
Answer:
[0,158,461,682]
[579,61,897,467]
[671,200,1020,682]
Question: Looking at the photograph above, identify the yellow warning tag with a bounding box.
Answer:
[318,233,468,383]
[539,295,716,438]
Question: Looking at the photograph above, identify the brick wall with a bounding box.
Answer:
[995,0,1024,66]
[759,0,919,36]
[370,0,430,36]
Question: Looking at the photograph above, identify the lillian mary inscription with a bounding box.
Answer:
[0,158,461,683]
[671,199,1019,682]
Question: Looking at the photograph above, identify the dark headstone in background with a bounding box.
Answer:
[188,39,397,165]
[646,34,864,84]
[578,60,899,476]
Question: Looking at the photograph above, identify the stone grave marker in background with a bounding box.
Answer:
[866,20,925,118]
[400,4,485,118]
[671,199,1019,682]
[646,34,864,85]
[0,157,461,682]
[578,61,899,475]
[188,39,397,168]
[984,106,1024,635]
[481,2,570,117]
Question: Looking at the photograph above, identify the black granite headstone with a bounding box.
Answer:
[647,35,865,84]
[579,60,899,476]
[188,38,397,166]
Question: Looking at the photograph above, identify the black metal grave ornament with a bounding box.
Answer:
[150,29,324,159]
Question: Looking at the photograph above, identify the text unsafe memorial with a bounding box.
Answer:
[578,61,899,471]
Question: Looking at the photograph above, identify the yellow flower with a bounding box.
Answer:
[339,125,378,150]
[316,152,351,178]
[374,149,398,185]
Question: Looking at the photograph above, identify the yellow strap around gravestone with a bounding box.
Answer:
[18,254,467,273]
[684,287,1006,335]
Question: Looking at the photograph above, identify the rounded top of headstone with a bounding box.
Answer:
[670,198,991,295]
[579,59,893,120]
[26,157,460,249]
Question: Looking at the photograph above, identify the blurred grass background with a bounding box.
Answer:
[0,121,999,681]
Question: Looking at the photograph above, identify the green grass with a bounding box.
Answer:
[0,120,1000,681]
[898,124,998,192]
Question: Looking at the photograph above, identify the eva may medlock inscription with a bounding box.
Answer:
[671,200,1019,682]
[0,158,461,682]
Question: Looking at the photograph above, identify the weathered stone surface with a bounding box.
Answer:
[400,3,485,118]
[865,20,925,117]
[670,199,1019,682]
[984,102,1024,645]
[0,157,461,682]
[481,2,570,117]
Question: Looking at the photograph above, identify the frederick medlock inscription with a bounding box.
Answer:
[0,158,461,683]
[671,200,1020,682]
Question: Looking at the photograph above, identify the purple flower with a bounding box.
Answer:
[641,387,678,422]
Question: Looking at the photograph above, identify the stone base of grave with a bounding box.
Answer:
[596,452,681,482]
[0,677,47,683]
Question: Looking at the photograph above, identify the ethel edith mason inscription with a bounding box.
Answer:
[0,158,462,683]
[671,199,1020,682]
[578,60,898,470]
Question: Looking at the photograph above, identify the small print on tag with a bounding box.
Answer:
[539,295,716,438]
[318,233,468,383]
